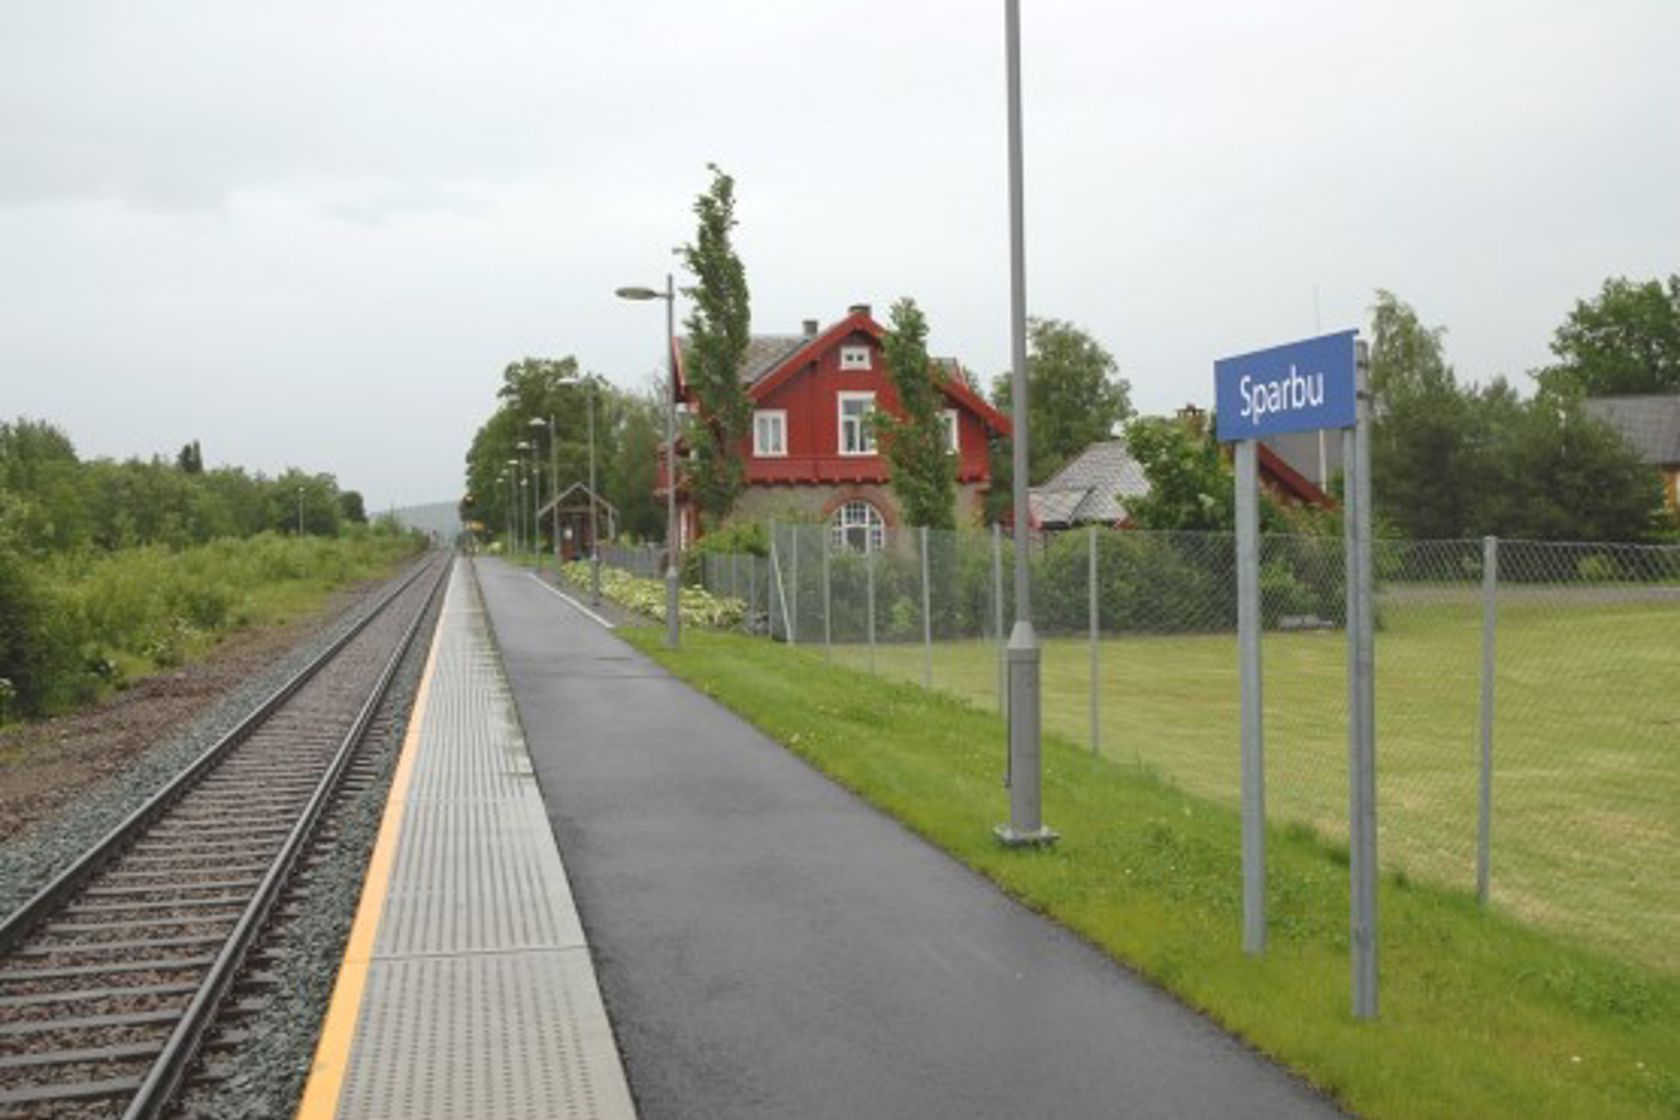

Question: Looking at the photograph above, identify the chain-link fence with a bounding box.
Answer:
[718,520,1677,972]
[695,549,774,633]
[598,542,662,579]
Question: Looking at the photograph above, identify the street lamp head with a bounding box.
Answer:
[615,286,662,302]
[527,416,546,428]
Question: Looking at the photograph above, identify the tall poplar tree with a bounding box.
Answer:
[677,164,752,526]
[878,297,957,528]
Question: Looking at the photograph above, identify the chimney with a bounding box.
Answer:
[802,318,819,337]
[848,302,872,319]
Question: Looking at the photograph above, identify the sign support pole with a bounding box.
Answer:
[1214,327,1364,980]
[1347,340,1379,1019]
[1235,438,1266,955]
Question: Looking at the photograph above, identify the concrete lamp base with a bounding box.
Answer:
[993,824,1060,849]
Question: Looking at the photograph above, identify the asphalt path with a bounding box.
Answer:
[475,558,1343,1120]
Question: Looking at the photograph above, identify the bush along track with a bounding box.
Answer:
[621,627,1680,1120]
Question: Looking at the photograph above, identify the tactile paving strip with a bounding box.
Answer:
[336,564,635,1119]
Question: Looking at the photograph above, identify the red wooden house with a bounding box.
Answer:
[659,303,1011,548]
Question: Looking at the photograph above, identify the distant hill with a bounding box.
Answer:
[389,501,462,538]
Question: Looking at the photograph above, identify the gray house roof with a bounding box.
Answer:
[1027,439,1151,528]
[1584,395,1680,465]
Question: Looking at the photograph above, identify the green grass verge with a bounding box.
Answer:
[821,594,1678,972]
[621,626,1679,1120]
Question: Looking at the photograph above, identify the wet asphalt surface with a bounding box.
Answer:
[476,559,1343,1120]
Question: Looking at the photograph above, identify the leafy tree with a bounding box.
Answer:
[1538,274,1680,398]
[982,436,1013,525]
[677,163,752,526]
[176,440,203,474]
[462,356,584,544]
[877,298,957,529]
[1122,415,1305,533]
[1366,291,1497,539]
[339,490,367,524]
[1484,397,1665,542]
[1366,291,1665,541]
[609,385,667,541]
[990,318,1132,484]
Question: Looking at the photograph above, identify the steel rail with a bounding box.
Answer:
[122,552,452,1119]
[0,553,435,955]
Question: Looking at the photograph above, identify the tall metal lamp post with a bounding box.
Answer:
[504,458,521,557]
[515,439,536,559]
[997,0,1055,847]
[529,416,556,572]
[557,374,602,606]
[616,275,680,648]
[497,471,509,553]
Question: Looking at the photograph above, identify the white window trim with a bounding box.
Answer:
[942,409,960,453]
[830,499,886,553]
[840,345,872,371]
[753,409,787,457]
[837,391,877,456]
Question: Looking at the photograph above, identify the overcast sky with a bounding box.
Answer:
[3,2,1676,510]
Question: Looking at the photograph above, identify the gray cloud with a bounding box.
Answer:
[2,0,1676,510]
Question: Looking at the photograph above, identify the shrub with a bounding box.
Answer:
[0,544,82,716]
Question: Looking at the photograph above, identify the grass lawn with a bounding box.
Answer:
[814,593,1678,973]
[623,626,1679,1120]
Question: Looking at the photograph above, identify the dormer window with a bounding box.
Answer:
[840,345,871,371]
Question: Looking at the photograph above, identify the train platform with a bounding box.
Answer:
[294,560,635,1120]
[476,558,1340,1119]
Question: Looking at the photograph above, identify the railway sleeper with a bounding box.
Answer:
[43,914,242,937]
[80,879,262,899]
[0,957,215,985]
[13,934,228,960]
[0,1072,144,1110]
[64,895,253,915]
[0,1040,162,1074]
[0,1006,182,1038]
[0,982,199,1011]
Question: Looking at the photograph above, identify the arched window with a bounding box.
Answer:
[830,499,885,553]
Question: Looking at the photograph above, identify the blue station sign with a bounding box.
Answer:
[1214,329,1358,441]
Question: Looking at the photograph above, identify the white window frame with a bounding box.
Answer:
[837,391,877,456]
[830,499,886,553]
[840,345,872,371]
[941,409,960,453]
[753,409,787,457]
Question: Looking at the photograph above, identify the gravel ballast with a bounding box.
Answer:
[0,558,424,919]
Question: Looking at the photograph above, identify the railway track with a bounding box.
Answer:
[0,551,452,1119]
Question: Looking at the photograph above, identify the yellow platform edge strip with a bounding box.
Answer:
[293,573,451,1120]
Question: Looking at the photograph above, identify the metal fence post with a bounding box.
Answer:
[866,529,877,675]
[992,522,1005,716]
[768,523,785,640]
[921,526,933,689]
[731,552,739,601]
[749,554,758,621]
[1478,534,1498,904]
[1089,524,1100,757]
[1235,439,1266,956]
[790,524,800,647]
[822,526,832,660]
